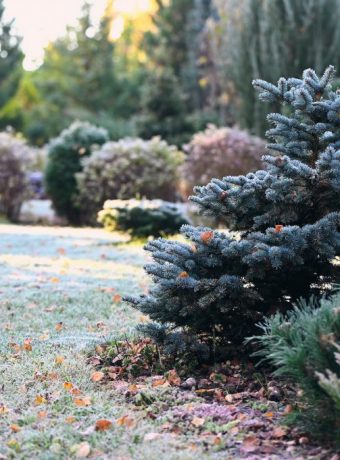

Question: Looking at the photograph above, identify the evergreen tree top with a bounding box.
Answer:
[192,66,340,231]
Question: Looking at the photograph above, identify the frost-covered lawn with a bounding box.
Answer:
[0,224,210,460]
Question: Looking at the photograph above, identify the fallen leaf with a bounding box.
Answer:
[50,277,60,283]
[34,395,47,405]
[75,441,91,458]
[55,356,65,365]
[91,371,104,382]
[23,338,32,351]
[63,382,73,391]
[0,404,9,414]
[284,404,293,414]
[178,271,189,278]
[10,424,21,433]
[241,435,260,452]
[152,379,166,387]
[272,426,287,438]
[70,387,82,396]
[55,322,63,332]
[264,411,274,418]
[65,416,76,424]
[200,230,214,244]
[74,396,91,407]
[166,369,181,386]
[95,419,112,431]
[191,416,205,427]
[113,294,122,303]
[128,384,139,392]
[37,411,48,419]
[116,415,136,428]
[275,224,283,233]
[213,436,222,446]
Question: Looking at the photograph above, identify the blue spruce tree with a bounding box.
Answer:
[126,67,340,356]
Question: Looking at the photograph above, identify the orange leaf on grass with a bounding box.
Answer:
[95,419,112,431]
[74,396,91,407]
[10,424,21,433]
[113,294,122,303]
[55,356,65,365]
[70,387,82,396]
[23,338,32,351]
[152,379,166,387]
[55,322,63,332]
[34,395,47,405]
[91,371,104,382]
[191,416,205,427]
[65,416,76,424]
[50,277,60,283]
[63,382,73,391]
[116,415,136,428]
[37,411,48,419]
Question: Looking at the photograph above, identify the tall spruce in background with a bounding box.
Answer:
[126,66,340,356]
[0,0,23,129]
[209,0,340,135]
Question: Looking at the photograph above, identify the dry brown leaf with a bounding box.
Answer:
[166,369,181,386]
[70,387,82,396]
[272,426,287,438]
[152,379,166,387]
[74,396,91,407]
[37,411,48,419]
[55,356,65,365]
[113,294,122,303]
[95,419,112,431]
[91,371,104,382]
[191,416,205,427]
[241,435,260,452]
[55,322,63,332]
[23,338,33,351]
[0,404,9,414]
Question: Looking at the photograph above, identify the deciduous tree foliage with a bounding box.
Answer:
[126,67,340,355]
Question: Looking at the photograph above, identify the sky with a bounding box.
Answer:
[4,0,151,70]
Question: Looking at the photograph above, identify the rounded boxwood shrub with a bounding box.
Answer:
[45,121,109,225]
[0,132,32,221]
[98,199,188,238]
[76,137,184,224]
[181,125,265,196]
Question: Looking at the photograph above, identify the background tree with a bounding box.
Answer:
[0,0,23,129]
[208,0,340,135]
[126,66,340,356]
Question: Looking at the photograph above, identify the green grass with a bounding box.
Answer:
[0,224,213,460]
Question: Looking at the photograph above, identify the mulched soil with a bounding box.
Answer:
[88,338,339,459]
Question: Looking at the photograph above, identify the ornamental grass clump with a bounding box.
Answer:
[250,292,340,443]
[125,66,340,357]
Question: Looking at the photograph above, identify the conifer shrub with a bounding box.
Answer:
[98,199,188,238]
[250,292,340,442]
[45,121,109,225]
[76,137,184,224]
[0,132,31,221]
[125,66,340,357]
[182,125,265,196]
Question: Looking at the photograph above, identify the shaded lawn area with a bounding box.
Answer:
[0,225,333,460]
